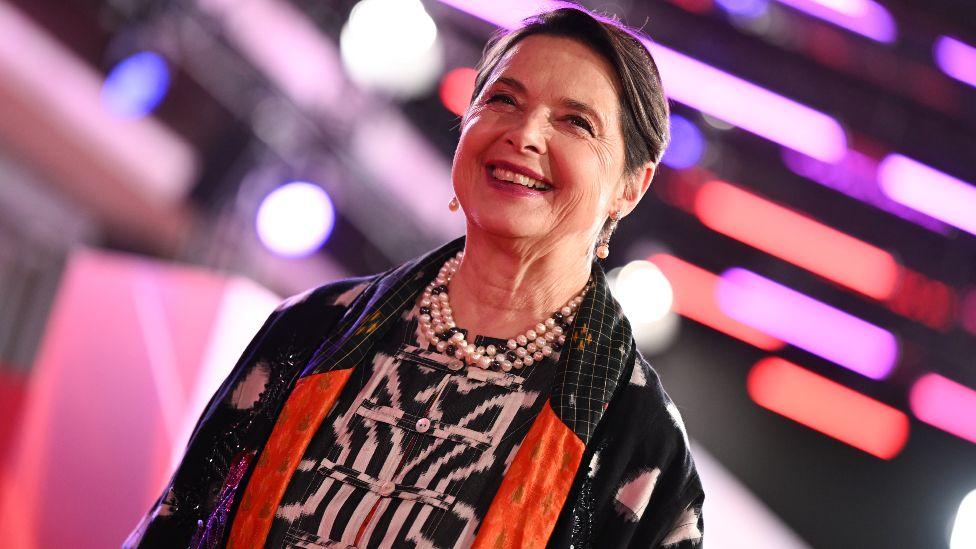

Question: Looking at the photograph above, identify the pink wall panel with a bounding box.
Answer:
[0,248,280,548]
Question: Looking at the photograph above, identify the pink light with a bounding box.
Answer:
[877,154,976,237]
[436,0,849,163]
[934,36,976,89]
[695,180,900,300]
[748,357,909,459]
[198,0,344,109]
[439,67,477,116]
[717,268,899,379]
[437,0,560,29]
[772,0,896,43]
[649,254,785,350]
[644,42,848,163]
[909,373,976,445]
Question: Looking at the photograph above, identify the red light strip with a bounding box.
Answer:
[747,357,909,459]
[694,180,900,300]
[909,373,976,445]
[649,254,784,351]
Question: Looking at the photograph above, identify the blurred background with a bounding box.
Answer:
[0,0,974,547]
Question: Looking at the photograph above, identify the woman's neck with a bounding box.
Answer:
[443,229,592,340]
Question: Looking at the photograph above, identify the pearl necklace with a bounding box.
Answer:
[416,251,588,371]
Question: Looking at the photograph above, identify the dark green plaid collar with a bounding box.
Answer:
[304,236,634,444]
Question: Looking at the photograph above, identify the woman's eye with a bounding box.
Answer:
[568,116,594,135]
[486,93,516,106]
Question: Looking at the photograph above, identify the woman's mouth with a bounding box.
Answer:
[486,164,553,194]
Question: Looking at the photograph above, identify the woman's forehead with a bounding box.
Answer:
[488,34,622,109]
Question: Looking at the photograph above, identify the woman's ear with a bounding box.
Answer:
[615,162,656,218]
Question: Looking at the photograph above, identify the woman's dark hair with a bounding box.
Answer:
[470,6,671,172]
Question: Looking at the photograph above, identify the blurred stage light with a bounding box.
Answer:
[644,41,848,163]
[951,489,976,549]
[781,149,951,234]
[715,0,770,19]
[340,0,444,97]
[662,114,706,170]
[877,154,976,237]
[747,357,909,459]
[718,268,898,379]
[935,36,976,89]
[608,263,680,354]
[439,67,477,116]
[612,260,674,323]
[649,254,785,350]
[772,0,896,43]
[255,182,336,258]
[101,51,171,118]
[438,0,557,30]
[436,0,849,163]
[909,373,976,445]
[695,180,899,299]
[962,289,976,335]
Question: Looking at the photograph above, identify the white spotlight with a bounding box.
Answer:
[255,181,336,258]
[608,261,680,354]
[951,489,976,549]
[612,260,675,323]
[340,0,444,97]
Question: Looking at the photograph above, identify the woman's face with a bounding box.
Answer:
[452,34,644,254]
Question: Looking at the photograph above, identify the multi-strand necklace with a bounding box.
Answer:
[416,251,588,371]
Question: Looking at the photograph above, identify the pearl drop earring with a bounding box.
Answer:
[448,196,459,212]
[595,211,620,259]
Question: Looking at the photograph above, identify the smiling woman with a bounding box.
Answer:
[127,7,704,549]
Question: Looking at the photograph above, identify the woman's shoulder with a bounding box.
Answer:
[274,274,380,316]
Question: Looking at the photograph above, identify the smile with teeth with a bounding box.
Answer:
[491,166,552,191]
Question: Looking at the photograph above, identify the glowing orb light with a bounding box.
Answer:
[439,67,477,116]
[255,182,336,258]
[101,51,171,117]
[662,114,706,170]
[340,0,444,97]
[612,260,675,323]
[608,261,680,354]
[951,489,976,548]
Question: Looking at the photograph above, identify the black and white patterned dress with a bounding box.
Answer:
[266,304,563,548]
[127,237,705,548]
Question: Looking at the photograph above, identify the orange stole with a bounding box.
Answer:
[227,369,352,548]
[473,401,584,549]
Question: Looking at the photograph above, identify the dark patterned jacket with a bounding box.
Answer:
[125,236,704,548]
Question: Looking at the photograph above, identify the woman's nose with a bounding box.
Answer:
[504,111,548,155]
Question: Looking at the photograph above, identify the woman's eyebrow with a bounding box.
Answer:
[494,76,526,92]
[561,98,605,129]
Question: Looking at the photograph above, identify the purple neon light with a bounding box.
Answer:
[436,0,849,163]
[644,41,847,163]
[716,0,770,18]
[717,268,898,379]
[436,0,561,30]
[877,154,976,237]
[781,149,952,234]
[934,36,976,89]
[773,0,896,43]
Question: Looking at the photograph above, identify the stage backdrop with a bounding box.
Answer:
[0,248,280,548]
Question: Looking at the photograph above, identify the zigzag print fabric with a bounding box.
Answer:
[265,303,562,548]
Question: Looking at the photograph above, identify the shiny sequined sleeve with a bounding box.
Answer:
[124,277,374,548]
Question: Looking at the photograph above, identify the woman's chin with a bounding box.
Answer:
[469,217,543,241]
